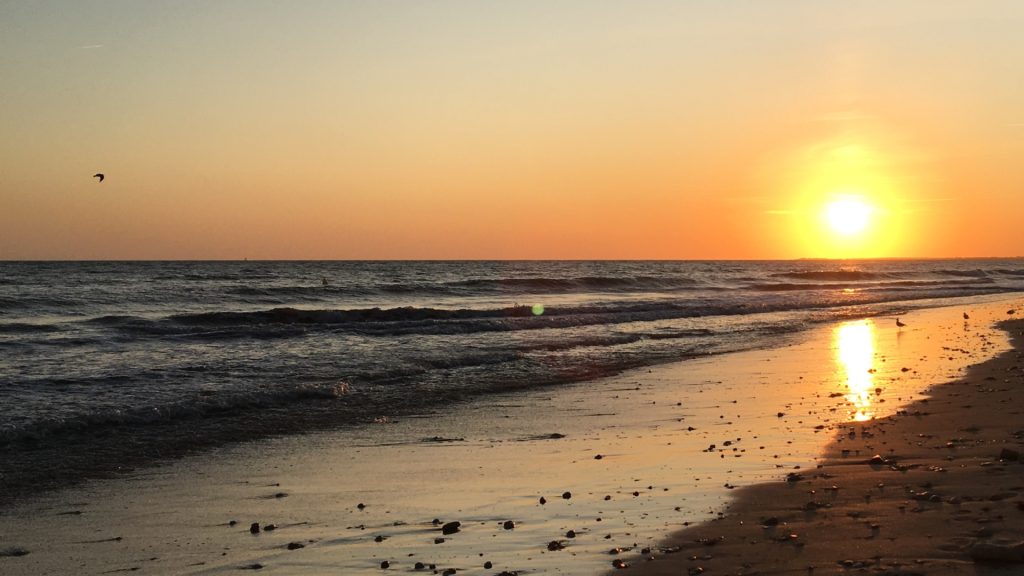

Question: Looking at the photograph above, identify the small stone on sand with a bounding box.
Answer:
[0,547,29,557]
[970,541,1024,563]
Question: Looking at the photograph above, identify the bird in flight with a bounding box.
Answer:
[93,173,105,182]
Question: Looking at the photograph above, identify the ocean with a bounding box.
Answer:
[2,259,1023,504]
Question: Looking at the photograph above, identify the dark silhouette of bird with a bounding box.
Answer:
[896,318,906,328]
[93,173,105,182]
[963,312,970,320]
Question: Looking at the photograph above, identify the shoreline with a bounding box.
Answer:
[1,296,1021,574]
[627,316,1024,575]
[3,292,1017,512]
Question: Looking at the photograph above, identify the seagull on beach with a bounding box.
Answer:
[93,173,105,182]
[896,318,906,329]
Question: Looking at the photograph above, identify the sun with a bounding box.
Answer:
[824,197,873,236]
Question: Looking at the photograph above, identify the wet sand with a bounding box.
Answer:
[629,316,1024,575]
[0,296,1020,575]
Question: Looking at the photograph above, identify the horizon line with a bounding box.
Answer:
[3,256,1024,263]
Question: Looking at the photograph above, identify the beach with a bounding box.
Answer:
[1,295,1021,575]
[630,316,1024,575]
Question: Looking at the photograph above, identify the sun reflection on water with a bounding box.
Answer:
[835,321,876,421]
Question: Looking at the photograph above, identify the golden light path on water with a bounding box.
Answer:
[835,320,876,421]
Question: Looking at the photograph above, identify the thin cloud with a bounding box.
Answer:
[78,44,105,50]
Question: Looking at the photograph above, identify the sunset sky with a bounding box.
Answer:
[2,1,1022,260]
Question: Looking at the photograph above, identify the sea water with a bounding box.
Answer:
[2,259,1023,503]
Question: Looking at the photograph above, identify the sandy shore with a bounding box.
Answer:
[1,296,1021,575]
[629,317,1024,575]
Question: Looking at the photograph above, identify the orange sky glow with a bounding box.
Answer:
[2,1,1023,260]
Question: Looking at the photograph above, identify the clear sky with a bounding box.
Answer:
[2,1,1022,259]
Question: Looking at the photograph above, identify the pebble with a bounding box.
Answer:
[441,521,461,535]
[484,561,493,569]
[286,542,305,550]
[547,540,565,551]
[249,523,260,534]
[969,541,1024,563]
[380,560,390,569]
[0,547,29,557]
[503,520,515,530]
[562,491,572,499]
